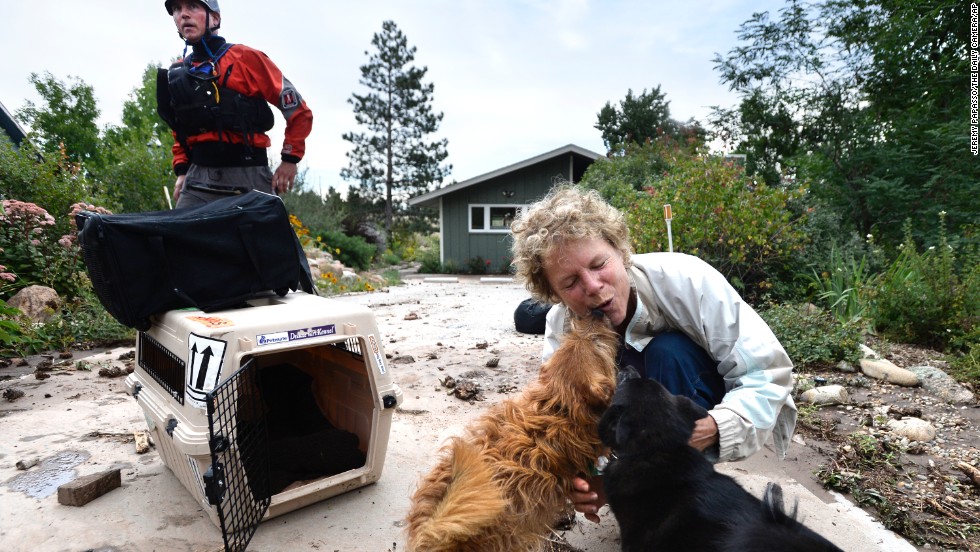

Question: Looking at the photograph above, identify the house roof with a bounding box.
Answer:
[0,100,26,146]
[408,143,602,207]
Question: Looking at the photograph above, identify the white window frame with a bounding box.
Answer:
[468,204,525,234]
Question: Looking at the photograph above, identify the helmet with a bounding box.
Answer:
[165,0,220,15]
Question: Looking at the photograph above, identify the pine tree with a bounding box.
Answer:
[342,20,450,237]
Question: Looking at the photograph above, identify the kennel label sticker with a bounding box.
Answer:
[185,333,227,409]
[255,324,336,346]
[368,335,387,375]
[186,315,234,329]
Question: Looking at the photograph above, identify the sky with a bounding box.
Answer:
[1,0,786,195]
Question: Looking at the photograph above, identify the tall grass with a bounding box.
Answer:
[810,247,878,328]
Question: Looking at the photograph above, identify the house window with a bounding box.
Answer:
[469,204,523,233]
[470,206,485,230]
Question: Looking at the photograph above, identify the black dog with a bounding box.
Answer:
[598,368,843,552]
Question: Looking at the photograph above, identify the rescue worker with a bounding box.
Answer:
[158,0,313,208]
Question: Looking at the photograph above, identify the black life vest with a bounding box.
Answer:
[157,44,274,141]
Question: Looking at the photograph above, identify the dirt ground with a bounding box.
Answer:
[0,276,975,551]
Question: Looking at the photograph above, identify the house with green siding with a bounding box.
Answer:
[408,144,601,273]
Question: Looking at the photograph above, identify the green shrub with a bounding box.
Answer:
[314,228,376,271]
[97,137,172,213]
[57,287,134,348]
[380,250,402,266]
[0,288,133,356]
[581,139,808,300]
[389,228,428,262]
[944,342,980,389]
[0,138,92,228]
[0,199,103,300]
[467,256,489,275]
[768,196,885,302]
[418,247,442,273]
[281,180,348,235]
[872,216,979,351]
[0,301,25,350]
[760,302,863,368]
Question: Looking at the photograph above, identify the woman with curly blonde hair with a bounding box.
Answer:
[510,185,797,523]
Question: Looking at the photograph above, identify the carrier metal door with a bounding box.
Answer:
[205,358,271,552]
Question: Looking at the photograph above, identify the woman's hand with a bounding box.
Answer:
[689,414,719,452]
[571,475,606,523]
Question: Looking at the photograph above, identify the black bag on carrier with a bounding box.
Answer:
[76,191,317,331]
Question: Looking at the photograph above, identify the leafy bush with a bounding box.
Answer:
[418,247,442,273]
[581,139,808,300]
[0,301,24,350]
[288,213,377,272]
[96,137,172,213]
[944,343,980,389]
[282,183,348,235]
[467,256,489,275]
[0,199,105,300]
[316,270,377,295]
[55,287,134,348]
[0,138,92,228]
[767,195,885,302]
[760,302,863,368]
[380,250,402,266]
[389,228,423,262]
[0,288,133,356]
[314,228,376,271]
[872,216,979,351]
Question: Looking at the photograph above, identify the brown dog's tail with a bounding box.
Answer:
[406,437,508,552]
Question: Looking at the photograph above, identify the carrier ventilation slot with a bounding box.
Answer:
[138,332,186,404]
[331,337,363,358]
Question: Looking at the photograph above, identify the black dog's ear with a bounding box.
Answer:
[763,482,785,518]
[616,365,642,387]
[598,404,627,448]
[763,482,800,523]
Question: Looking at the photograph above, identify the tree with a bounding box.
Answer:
[596,86,706,152]
[16,72,101,166]
[712,0,978,248]
[97,64,174,213]
[104,64,172,151]
[580,138,808,301]
[341,20,450,237]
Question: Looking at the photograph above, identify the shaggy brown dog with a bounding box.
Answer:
[406,314,620,552]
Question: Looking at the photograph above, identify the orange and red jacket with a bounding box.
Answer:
[169,38,313,175]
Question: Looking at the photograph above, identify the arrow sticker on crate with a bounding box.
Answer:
[186,333,228,409]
